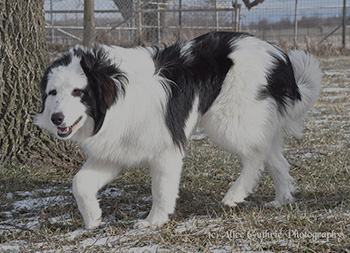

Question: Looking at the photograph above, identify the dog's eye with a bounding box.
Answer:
[72,89,84,97]
[48,89,57,96]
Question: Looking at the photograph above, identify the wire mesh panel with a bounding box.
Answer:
[239,0,349,48]
[44,0,84,44]
[44,0,349,49]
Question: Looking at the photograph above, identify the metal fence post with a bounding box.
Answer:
[83,0,95,47]
[137,0,142,45]
[342,0,347,48]
[234,0,238,32]
[157,0,161,44]
[50,0,54,43]
[215,0,219,31]
[178,0,182,41]
[294,0,298,47]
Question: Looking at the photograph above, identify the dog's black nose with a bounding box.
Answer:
[51,112,65,126]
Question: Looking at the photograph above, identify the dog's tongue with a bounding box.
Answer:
[58,127,69,134]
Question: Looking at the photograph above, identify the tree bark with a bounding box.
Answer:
[0,0,82,166]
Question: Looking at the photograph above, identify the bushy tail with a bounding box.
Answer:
[284,50,322,137]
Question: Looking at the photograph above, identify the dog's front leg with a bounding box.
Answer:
[135,148,183,228]
[72,158,121,229]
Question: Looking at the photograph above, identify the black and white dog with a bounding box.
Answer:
[35,32,322,229]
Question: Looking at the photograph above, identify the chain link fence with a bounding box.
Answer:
[44,0,350,50]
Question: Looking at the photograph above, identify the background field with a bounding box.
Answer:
[45,0,350,49]
[0,56,349,251]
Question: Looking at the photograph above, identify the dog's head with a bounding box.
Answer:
[35,46,127,140]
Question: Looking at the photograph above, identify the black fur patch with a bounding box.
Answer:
[153,32,250,149]
[77,47,127,135]
[39,52,72,113]
[259,50,301,113]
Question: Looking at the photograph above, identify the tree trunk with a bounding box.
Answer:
[0,0,82,166]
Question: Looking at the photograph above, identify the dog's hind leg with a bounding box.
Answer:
[134,147,183,228]
[222,152,265,207]
[73,158,121,229]
[265,138,295,207]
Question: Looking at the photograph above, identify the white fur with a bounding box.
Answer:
[35,34,322,229]
[201,37,282,206]
[35,57,91,139]
[284,50,322,137]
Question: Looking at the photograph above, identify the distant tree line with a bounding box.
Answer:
[249,15,344,30]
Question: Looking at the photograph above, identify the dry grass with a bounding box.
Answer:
[1,57,350,251]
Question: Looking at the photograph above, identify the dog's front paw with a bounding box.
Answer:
[222,199,239,207]
[133,219,152,229]
[133,218,166,229]
[222,184,247,207]
[265,196,295,208]
[84,215,102,230]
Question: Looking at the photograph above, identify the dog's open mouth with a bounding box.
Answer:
[57,116,83,138]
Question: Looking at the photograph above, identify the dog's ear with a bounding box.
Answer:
[79,48,127,135]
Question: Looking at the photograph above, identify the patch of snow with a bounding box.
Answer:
[323,70,348,76]
[190,127,207,141]
[322,87,350,93]
[314,119,350,126]
[0,241,27,251]
[319,95,349,102]
[15,191,35,197]
[74,227,156,250]
[141,196,152,202]
[78,235,112,247]
[124,245,161,252]
[49,213,72,224]
[100,187,125,198]
[209,246,239,253]
[6,192,14,200]
[0,211,12,218]
[301,152,325,161]
[175,218,197,233]
[65,229,87,241]
[15,187,71,197]
[190,133,207,141]
[13,195,68,212]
